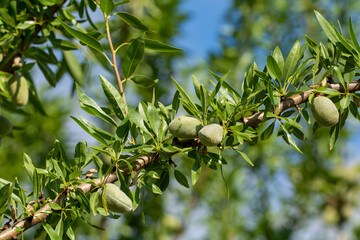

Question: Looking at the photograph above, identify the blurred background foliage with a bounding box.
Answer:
[2,0,360,239]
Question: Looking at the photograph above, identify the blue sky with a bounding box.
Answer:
[175,0,230,61]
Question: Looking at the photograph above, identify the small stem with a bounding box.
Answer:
[104,13,128,114]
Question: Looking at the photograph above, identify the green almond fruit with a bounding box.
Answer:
[99,183,132,213]
[169,116,202,139]
[310,96,339,127]
[198,123,223,146]
[8,75,29,107]
[0,116,12,135]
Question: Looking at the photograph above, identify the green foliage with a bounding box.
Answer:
[0,1,360,239]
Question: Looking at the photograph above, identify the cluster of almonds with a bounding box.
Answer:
[168,116,224,146]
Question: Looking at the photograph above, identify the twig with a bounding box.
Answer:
[104,13,128,114]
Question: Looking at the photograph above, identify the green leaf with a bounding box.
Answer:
[127,105,152,135]
[99,0,114,15]
[99,75,126,118]
[314,10,339,46]
[38,0,61,6]
[74,142,87,167]
[69,170,83,180]
[150,183,162,195]
[333,66,345,89]
[36,60,56,87]
[192,75,201,98]
[234,150,254,166]
[66,227,75,240]
[0,8,16,28]
[76,84,118,126]
[267,55,282,80]
[329,123,340,150]
[172,90,180,115]
[200,85,209,120]
[43,223,61,240]
[122,35,145,78]
[116,12,151,31]
[278,121,302,153]
[144,38,183,52]
[0,184,11,213]
[50,37,80,50]
[283,39,301,82]
[130,75,158,88]
[147,102,162,138]
[90,190,99,216]
[59,19,103,52]
[63,51,84,85]
[191,158,201,186]
[174,170,189,188]
[32,169,39,202]
[349,101,360,120]
[55,216,64,238]
[172,77,200,118]
[282,117,302,129]
[49,202,62,210]
[349,17,360,55]
[340,97,350,110]
[23,153,35,181]
[273,46,284,71]
[210,72,228,99]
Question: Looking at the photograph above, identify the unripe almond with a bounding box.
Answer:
[98,183,132,213]
[169,116,202,139]
[310,96,339,127]
[8,75,29,107]
[0,116,12,135]
[198,123,223,146]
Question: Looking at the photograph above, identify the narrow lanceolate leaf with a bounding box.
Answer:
[99,75,126,117]
[273,46,284,71]
[130,75,159,88]
[43,223,61,240]
[267,55,282,80]
[0,184,11,214]
[172,77,200,118]
[99,0,114,15]
[37,60,56,86]
[122,35,145,78]
[23,153,35,181]
[76,84,118,126]
[116,12,151,31]
[349,17,360,54]
[314,11,339,46]
[234,150,254,167]
[283,39,301,81]
[0,8,16,28]
[50,38,79,50]
[279,121,302,153]
[329,124,340,150]
[144,39,183,52]
[191,159,201,186]
[63,50,84,85]
[174,170,189,188]
[59,19,103,52]
[70,115,109,146]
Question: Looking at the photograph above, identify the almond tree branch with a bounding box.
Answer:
[0,139,200,240]
[1,80,360,239]
[243,80,360,127]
